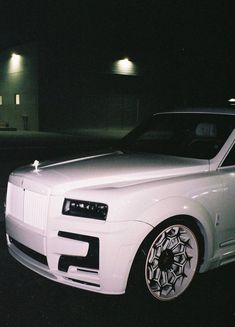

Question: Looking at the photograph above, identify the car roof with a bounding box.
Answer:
[154,107,235,116]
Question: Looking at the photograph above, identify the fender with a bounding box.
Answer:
[137,196,217,272]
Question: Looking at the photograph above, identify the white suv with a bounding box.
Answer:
[5,108,235,301]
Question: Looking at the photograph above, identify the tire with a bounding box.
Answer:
[129,222,200,302]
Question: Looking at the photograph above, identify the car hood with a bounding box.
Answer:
[10,151,209,194]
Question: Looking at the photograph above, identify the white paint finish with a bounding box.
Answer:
[6,183,24,221]
[5,109,235,296]
[216,166,235,244]
[11,152,209,194]
[50,237,89,257]
[6,217,46,255]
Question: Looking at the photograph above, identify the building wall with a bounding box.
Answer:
[0,43,38,130]
[38,55,152,133]
[61,94,141,129]
[0,42,165,133]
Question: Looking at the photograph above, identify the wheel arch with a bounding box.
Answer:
[136,196,216,272]
[147,215,206,267]
[127,214,209,298]
[127,213,211,289]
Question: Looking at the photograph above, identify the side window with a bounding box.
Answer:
[222,144,235,167]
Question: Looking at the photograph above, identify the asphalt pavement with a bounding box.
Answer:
[0,129,235,326]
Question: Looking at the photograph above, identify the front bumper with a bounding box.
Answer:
[6,214,152,294]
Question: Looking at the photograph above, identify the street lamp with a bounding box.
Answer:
[112,57,138,76]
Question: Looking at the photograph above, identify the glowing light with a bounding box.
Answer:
[112,58,138,76]
[228,98,235,106]
[119,58,132,70]
[12,52,20,59]
[9,53,22,72]
[15,94,20,105]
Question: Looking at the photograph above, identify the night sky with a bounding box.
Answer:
[1,1,235,106]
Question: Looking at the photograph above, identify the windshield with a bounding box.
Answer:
[120,113,235,159]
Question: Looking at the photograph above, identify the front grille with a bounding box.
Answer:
[6,183,48,230]
[9,237,48,266]
[24,190,48,230]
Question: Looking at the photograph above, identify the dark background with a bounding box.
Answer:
[1,0,235,111]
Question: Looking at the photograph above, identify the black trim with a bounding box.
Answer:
[62,198,108,220]
[9,237,48,266]
[58,231,99,272]
[77,268,98,274]
[66,278,100,287]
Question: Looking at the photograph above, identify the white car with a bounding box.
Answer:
[5,108,235,301]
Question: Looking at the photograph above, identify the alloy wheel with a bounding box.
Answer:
[145,224,199,301]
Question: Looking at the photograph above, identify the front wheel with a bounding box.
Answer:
[131,223,200,302]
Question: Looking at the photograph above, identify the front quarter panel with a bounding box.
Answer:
[64,170,224,272]
[135,173,224,271]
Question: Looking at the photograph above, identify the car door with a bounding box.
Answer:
[217,142,235,255]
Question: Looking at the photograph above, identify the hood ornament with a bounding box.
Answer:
[32,160,40,172]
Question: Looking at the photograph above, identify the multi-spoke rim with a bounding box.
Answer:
[145,224,199,301]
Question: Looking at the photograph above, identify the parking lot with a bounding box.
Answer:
[0,130,235,326]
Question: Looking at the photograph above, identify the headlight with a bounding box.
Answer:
[62,198,108,220]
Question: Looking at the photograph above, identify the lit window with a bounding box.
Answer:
[0,96,2,105]
[15,94,20,105]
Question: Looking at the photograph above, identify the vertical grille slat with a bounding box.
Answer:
[24,190,48,230]
[6,182,48,230]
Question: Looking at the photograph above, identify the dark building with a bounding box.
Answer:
[0,38,232,133]
[0,2,234,132]
[0,43,38,130]
[0,41,162,133]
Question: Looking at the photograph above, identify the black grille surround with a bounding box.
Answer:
[58,231,100,272]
